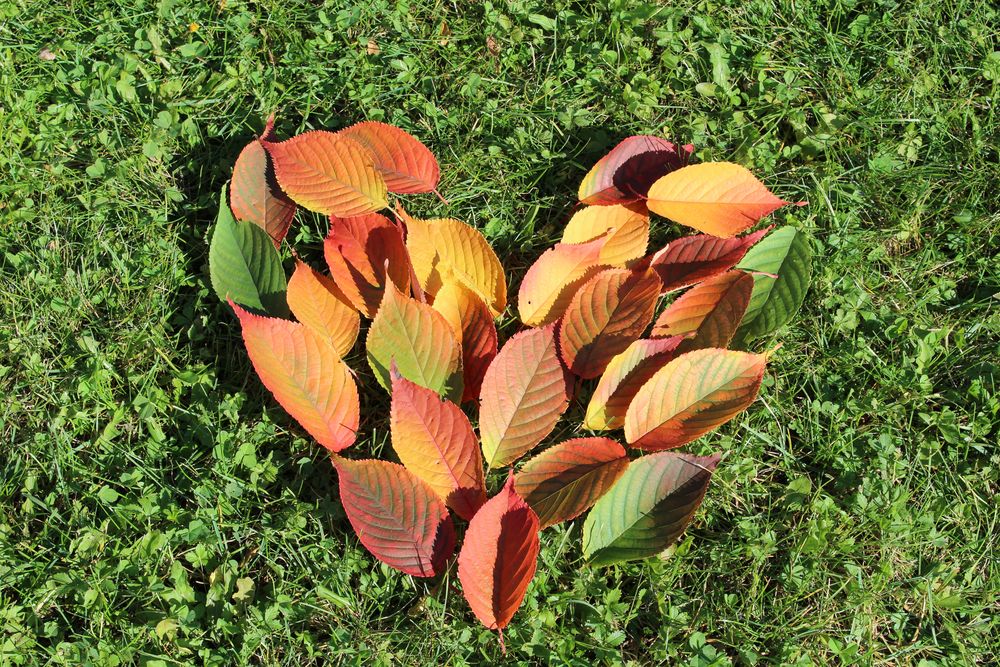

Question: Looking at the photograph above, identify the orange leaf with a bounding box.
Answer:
[559,267,661,379]
[262,130,388,216]
[479,326,569,468]
[560,203,650,266]
[583,336,686,431]
[232,302,358,452]
[401,209,507,317]
[339,121,440,194]
[517,236,609,327]
[646,162,795,237]
[650,226,771,292]
[514,438,629,529]
[287,260,360,357]
[457,477,539,636]
[230,136,296,246]
[651,270,754,352]
[625,348,767,450]
[334,456,455,577]
[578,136,692,205]
[366,280,463,401]
[323,212,412,317]
[431,281,498,403]
[390,374,486,521]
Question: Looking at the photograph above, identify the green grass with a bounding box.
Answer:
[2,0,999,664]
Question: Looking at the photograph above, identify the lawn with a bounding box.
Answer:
[2,0,998,664]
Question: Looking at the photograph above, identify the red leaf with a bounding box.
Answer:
[230,138,296,246]
[458,477,540,635]
[339,121,440,194]
[323,212,412,318]
[390,374,487,521]
[650,227,771,292]
[578,136,693,205]
[334,456,456,577]
[651,270,754,352]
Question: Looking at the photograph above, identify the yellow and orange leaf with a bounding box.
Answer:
[431,281,498,403]
[559,267,661,379]
[339,121,440,194]
[232,302,359,452]
[650,270,754,353]
[262,131,388,216]
[390,374,486,521]
[560,203,650,267]
[517,236,609,327]
[479,326,569,468]
[625,348,767,450]
[646,162,796,238]
[286,260,360,357]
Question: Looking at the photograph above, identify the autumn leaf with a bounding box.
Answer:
[734,226,812,342]
[262,130,388,216]
[517,235,609,327]
[457,477,539,638]
[366,279,463,401]
[649,226,771,292]
[287,260,360,357]
[514,438,629,529]
[583,451,718,565]
[560,203,650,267]
[559,267,661,379]
[583,336,686,431]
[479,326,569,468]
[390,374,486,521]
[625,348,767,450]
[339,121,440,194]
[650,270,753,353]
[579,136,692,205]
[230,123,297,246]
[334,456,455,577]
[232,302,358,452]
[646,162,797,237]
[431,281,498,403]
[324,212,412,318]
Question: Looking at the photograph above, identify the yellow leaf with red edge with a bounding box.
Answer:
[262,130,388,217]
[560,203,650,267]
[431,281,498,403]
[286,261,360,357]
[651,270,753,353]
[390,374,486,520]
[338,121,440,194]
[625,348,767,450]
[232,302,359,452]
[559,267,661,379]
[517,235,609,327]
[366,280,463,401]
[401,209,507,317]
[324,212,412,318]
[646,162,797,238]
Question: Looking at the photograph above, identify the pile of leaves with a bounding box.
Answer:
[207,117,811,645]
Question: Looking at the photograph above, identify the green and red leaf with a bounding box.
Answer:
[390,374,486,521]
[431,281,499,403]
[232,302,358,452]
[650,227,771,292]
[514,438,629,529]
[457,477,540,633]
[560,203,650,267]
[262,130,388,217]
[646,162,797,238]
[479,326,569,468]
[287,260,360,357]
[650,270,754,353]
[625,348,767,450]
[583,336,686,431]
[517,236,609,327]
[583,451,718,565]
[334,456,455,577]
[339,121,440,194]
[578,136,693,205]
[559,267,661,379]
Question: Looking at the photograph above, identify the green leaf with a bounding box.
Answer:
[583,452,718,565]
[209,184,288,317]
[735,226,811,341]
